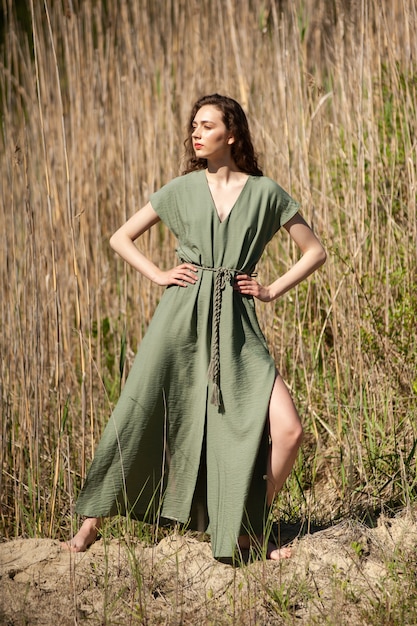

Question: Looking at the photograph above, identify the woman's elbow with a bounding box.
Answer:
[317,245,327,267]
[109,230,123,252]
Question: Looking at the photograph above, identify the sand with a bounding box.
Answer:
[1,513,416,625]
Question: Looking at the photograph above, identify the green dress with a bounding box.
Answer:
[76,170,299,559]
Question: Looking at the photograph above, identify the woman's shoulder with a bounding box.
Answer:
[251,175,288,192]
[157,170,203,193]
[250,176,300,216]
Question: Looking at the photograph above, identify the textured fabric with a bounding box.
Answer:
[75,170,300,558]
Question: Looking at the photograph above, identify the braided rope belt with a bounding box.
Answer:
[204,266,237,407]
[180,257,255,408]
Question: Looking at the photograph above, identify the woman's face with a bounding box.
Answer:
[191,105,234,162]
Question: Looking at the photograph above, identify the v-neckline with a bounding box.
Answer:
[203,171,250,224]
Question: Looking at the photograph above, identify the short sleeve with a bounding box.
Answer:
[149,177,183,237]
[272,182,300,229]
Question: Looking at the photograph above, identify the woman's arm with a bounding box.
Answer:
[234,212,326,302]
[109,202,198,287]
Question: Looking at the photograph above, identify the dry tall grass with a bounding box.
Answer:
[1,0,416,540]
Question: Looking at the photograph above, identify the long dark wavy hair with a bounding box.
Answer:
[182,94,263,176]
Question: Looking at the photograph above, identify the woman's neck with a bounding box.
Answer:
[205,161,244,184]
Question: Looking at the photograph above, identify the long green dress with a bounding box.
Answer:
[75,170,299,559]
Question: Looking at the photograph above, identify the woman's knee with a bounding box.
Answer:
[269,415,303,453]
[269,378,303,448]
[283,419,303,450]
[292,420,304,449]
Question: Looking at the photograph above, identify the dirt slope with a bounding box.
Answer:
[1,514,416,625]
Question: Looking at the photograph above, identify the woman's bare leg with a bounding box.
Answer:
[62,517,102,552]
[238,375,303,560]
[267,375,303,503]
[266,375,303,559]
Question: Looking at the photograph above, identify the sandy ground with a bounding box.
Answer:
[1,514,416,625]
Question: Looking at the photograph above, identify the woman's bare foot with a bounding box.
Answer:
[62,517,101,552]
[267,542,292,560]
[238,534,292,560]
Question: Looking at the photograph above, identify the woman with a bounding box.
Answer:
[65,94,326,561]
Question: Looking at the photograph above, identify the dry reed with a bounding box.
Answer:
[0,0,416,539]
